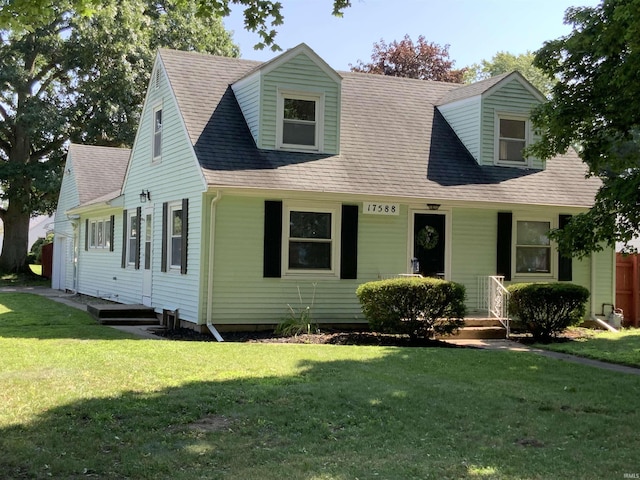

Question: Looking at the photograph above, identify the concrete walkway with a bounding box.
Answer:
[2,287,640,374]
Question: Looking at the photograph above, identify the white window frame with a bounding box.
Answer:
[127,211,138,266]
[152,105,163,162]
[512,217,555,278]
[89,218,111,250]
[494,112,531,167]
[167,202,183,270]
[276,89,324,152]
[282,203,339,277]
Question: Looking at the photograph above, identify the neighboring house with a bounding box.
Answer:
[52,43,614,332]
[0,215,53,253]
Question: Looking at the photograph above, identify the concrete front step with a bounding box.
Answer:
[435,317,509,340]
[444,326,507,340]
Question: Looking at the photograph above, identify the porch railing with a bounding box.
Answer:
[478,276,510,338]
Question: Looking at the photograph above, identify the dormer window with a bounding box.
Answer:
[277,90,324,151]
[496,113,529,166]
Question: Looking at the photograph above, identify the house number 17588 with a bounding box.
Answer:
[363,202,400,215]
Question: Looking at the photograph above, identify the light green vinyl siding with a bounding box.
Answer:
[232,74,261,146]
[209,197,407,326]
[450,208,496,309]
[481,79,543,168]
[207,198,615,326]
[438,98,482,163]
[260,52,340,153]
[593,248,615,316]
[53,155,80,291]
[118,59,206,322]
[76,208,127,301]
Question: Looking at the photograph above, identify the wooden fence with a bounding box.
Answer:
[616,253,640,328]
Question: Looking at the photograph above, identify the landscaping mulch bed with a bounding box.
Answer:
[153,327,465,347]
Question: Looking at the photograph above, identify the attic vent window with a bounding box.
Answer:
[496,114,529,165]
[277,91,324,152]
[153,107,162,160]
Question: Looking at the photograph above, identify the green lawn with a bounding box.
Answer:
[535,328,640,368]
[0,266,48,287]
[2,293,640,479]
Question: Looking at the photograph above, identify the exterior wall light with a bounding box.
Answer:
[140,189,151,203]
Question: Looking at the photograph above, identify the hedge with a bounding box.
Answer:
[356,277,466,340]
[507,282,590,342]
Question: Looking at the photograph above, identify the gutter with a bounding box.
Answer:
[205,191,224,341]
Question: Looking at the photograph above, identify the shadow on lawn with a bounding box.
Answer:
[1,348,637,479]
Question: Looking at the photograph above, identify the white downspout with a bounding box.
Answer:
[206,191,224,341]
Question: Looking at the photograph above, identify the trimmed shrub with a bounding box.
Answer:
[507,282,590,342]
[356,277,466,340]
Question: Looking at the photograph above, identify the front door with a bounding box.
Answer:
[142,207,153,306]
[413,213,446,278]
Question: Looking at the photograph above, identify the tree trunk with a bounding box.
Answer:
[0,201,32,274]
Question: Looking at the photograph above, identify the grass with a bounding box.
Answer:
[534,328,640,368]
[2,293,640,479]
[0,265,49,287]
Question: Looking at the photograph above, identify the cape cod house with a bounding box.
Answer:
[52,43,615,334]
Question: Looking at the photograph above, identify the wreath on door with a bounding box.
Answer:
[417,225,439,250]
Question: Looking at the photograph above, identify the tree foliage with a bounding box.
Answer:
[464,51,555,97]
[529,0,640,258]
[0,0,352,51]
[0,0,238,272]
[350,35,466,83]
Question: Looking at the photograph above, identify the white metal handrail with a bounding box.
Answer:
[478,276,510,338]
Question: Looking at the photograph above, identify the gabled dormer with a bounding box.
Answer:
[231,43,342,154]
[437,72,546,169]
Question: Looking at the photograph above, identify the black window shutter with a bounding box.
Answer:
[340,205,358,279]
[263,200,282,278]
[135,206,141,270]
[121,210,128,268]
[161,202,168,272]
[181,198,189,274]
[558,215,573,281]
[496,212,512,281]
[85,219,89,251]
[109,215,115,252]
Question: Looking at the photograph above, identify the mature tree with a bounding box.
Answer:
[464,51,555,97]
[0,0,352,50]
[0,0,238,273]
[529,0,640,258]
[350,35,466,83]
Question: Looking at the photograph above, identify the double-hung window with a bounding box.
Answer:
[496,114,529,165]
[153,107,162,161]
[515,220,551,274]
[277,91,323,151]
[88,218,112,249]
[285,207,336,274]
[169,204,183,269]
[128,212,138,265]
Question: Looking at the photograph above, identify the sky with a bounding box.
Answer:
[223,0,601,72]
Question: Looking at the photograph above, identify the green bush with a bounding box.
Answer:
[356,277,466,340]
[30,234,53,265]
[507,282,590,342]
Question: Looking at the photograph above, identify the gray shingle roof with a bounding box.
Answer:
[159,49,599,208]
[68,144,130,206]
